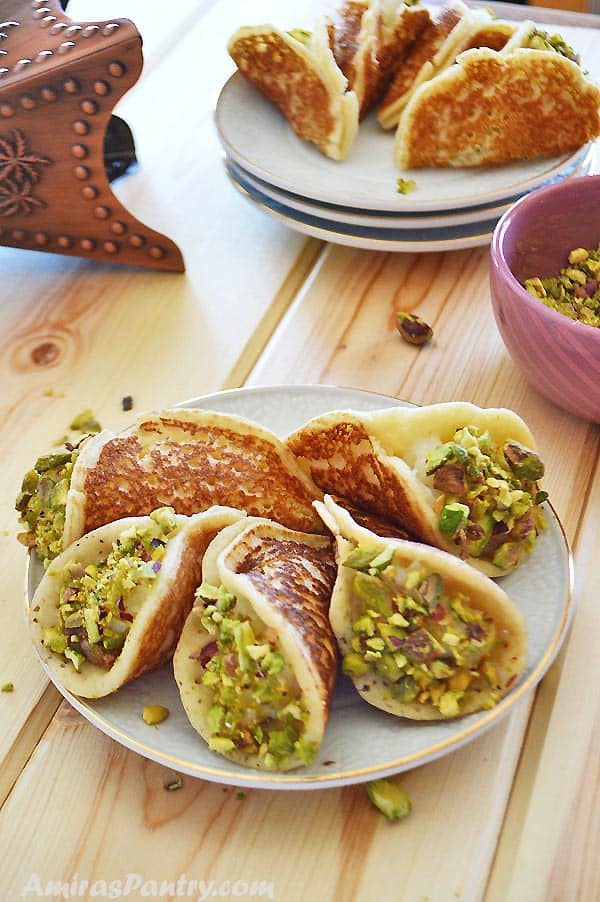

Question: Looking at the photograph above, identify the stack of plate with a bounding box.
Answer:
[215,72,597,253]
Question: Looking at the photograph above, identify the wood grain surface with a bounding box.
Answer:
[1,2,599,901]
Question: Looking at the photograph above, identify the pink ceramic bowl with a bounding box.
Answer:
[490,174,600,422]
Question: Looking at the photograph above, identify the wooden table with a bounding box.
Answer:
[1,1,599,899]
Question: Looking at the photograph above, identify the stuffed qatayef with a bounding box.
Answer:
[16,408,326,567]
[174,519,337,772]
[327,0,430,118]
[394,23,600,167]
[286,402,548,576]
[30,506,245,698]
[228,20,359,160]
[316,496,527,720]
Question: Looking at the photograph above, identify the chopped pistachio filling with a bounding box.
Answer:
[423,426,547,570]
[287,28,311,44]
[15,449,79,566]
[196,583,315,769]
[523,244,600,328]
[42,507,178,672]
[342,549,503,716]
[526,28,579,64]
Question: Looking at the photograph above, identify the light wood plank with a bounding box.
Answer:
[0,696,528,902]
[487,460,600,902]
[0,683,61,808]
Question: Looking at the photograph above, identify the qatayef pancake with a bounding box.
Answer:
[376,0,468,129]
[30,506,245,699]
[316,496,527,720]
[26,408,325,555]
[286,402,548,577]
[327,0,430,118]
[174,519,337,772]
[228,21,359,160]
[428,12,515,72]
[395,26,600,168]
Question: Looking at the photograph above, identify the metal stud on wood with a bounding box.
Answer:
[0,0,184,271]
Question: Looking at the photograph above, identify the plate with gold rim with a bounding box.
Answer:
[25,385,574,790]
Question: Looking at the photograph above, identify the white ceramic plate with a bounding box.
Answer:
[226,166,498,252]
[226,143,597,230]
[26,385,574,790]
[215,71,590,213]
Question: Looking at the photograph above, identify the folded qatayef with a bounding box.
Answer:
[66,409,326,539]
[174,518,337,772]
[286,402,548,576]
[228,20,359,160]
[376,0,469,128]
[16,408,326,566]
[394,23,600,167]
[30,506,245,698]
[327,0,430,118]
[316,496,527,720]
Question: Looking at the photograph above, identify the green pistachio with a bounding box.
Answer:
[396,178,416,195]
[142,705,170,725]
[438,502,469,537]
[503,442,544,481]
[396,312,433,346]
[366,779,412,821]
[522,242,600,328]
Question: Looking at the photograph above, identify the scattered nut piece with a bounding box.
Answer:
[396,178,416,195]
[366,778,412,821]
[396,312,433,346]
[142,704,170,725]
[69,408,101,432]
[164,774,184,791]
[1,682,14,692]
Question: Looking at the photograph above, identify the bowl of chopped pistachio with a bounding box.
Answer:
[490,174,600,422]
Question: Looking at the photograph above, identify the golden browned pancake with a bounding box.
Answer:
[329,494,415,541]
[327,0,368,84]
[425,11,515,75]
[377,0,468,129]
[64,409,326,543]
[228,22,359,160]
[328,0,430,118]
[287,414,430,541]
[174,519,337,771]
[456,21,515,54]
[395,46,600,168]
[376,1,431,77]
